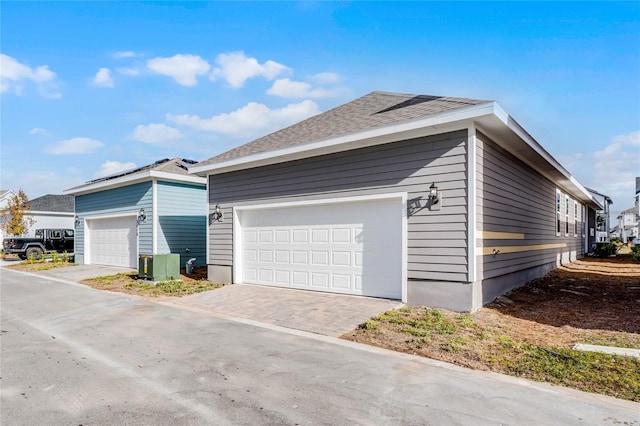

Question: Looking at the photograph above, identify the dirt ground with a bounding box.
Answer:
[344,254,640,368]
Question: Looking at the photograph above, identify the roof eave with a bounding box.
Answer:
[473,105,600,209]
[189,102,497,176]
[64,170,206,196]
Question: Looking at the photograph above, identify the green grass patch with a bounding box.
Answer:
[355,307,640,402]
[82,273,223,297]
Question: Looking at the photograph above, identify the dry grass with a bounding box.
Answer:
[80,266,223,298]
[343,255,640,401]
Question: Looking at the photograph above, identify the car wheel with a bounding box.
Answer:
[26,247,44,260]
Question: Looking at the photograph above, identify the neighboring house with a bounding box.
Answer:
[585,187,612,245]
[190,91,602,312]
[0,189,17,240]
[64,158,207,269]
[617,206,639,244]
[24,194,75,237]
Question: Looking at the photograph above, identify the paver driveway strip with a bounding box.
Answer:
[173,283,404,336]
[2,263,403,337]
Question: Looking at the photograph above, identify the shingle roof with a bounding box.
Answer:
[85,158,198,184]
[196,91,488,167]
[29,194,74,213]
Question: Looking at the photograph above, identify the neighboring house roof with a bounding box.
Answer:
[29,194,74,213]
[64,158,206,196]
[190,91,599,208]
[585,187,613,205]
[0,189,16,202]
[618,206,640,217]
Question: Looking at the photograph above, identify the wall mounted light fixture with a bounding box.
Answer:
[75,215,81,227]
[137,208,147,224]
[429,182,439,204]
[211,204,223,223]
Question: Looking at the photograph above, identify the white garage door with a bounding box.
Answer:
[240,198,403,299]
[88,216,137,268]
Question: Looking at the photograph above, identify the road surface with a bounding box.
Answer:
[1,268,638,425]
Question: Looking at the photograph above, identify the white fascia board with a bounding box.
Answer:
[189,102,497,176]
[64,170,206,196]
[28,211,74,216]
[487,103,596,206]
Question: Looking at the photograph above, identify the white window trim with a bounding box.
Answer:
[565,195,570,237]
[556,189,562,237]
[232,192,408,302]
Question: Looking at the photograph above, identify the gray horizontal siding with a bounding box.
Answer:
[75,182,152,260]
[209,130,470,282]
[476,132,584,281]
[156,181,207,266]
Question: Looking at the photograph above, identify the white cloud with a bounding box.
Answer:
[29,128,47,135]
[45,137,104,155]
[210,51,289,88]
[310,72,343,85]
[113,51,136,59]
[0,53,60,98]
[267,78,347,98]
[93,67,114,88]
[146,54,211,86]
[167,100,320,137]
[116,67,140,76]
[559,130,640,213]
[94,161,137,178]
[130,123,184,143]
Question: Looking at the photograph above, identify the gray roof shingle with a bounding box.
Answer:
[197,91,488,167]
[29,194,75,213]
[85,158,198,185]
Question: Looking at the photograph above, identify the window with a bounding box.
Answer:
[574,203,578,237]
[565,196,570,236]
[556,190,562,236]
[50,230,61,239]
[582,206,586,237]
[64,230,74,238]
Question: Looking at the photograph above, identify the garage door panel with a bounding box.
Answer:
[88,216,137,268]
[240,198,402,299]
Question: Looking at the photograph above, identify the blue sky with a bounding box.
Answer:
[1,1,639,215]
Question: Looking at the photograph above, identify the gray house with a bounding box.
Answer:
[190,91,601,311]
[25,194,75,237]
[64,158,207,269]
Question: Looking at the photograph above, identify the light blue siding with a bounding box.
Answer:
[75,182,152,263]
[156,181,206,266]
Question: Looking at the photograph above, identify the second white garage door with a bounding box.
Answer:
[239,197,403,299]
[88,216,137,268]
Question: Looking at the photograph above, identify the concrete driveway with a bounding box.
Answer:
[1,262,403,336]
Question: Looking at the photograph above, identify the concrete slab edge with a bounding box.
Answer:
[573,343,640,358]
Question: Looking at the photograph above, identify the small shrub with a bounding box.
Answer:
[62,251,69,263]
[51,251,59,263]
[631,246,640,263]
[359,320,378,331]
[27,252,36,264]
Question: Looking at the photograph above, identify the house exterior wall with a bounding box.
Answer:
[207,130,470,288]
[475,132,585,306]
[27,212,74,237]
[156,181,207,266]
[74,182,152,264]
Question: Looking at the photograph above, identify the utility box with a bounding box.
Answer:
[138,253,180,281]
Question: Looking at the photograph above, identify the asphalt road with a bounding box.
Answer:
[1,268,638,425]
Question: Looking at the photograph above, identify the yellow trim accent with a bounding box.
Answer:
[481,231,525,240]
[480,243,567,255]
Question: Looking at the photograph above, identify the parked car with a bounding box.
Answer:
[2,228,74,260]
